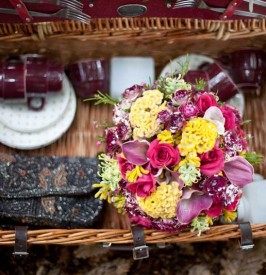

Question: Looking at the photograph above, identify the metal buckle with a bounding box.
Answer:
[238,222,254,251]
[240,243,254,250]
[13,251,29,256]
[132,245,149,260]
[13,226,29,257]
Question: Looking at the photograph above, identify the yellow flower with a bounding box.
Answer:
[93,182,112,203]
[112,195,126,213]
[223,209,237,223]
[126,166,149,182]
[175,151,200,169]
[137,182,182,219]
[157,130,174,145]
[129,90,167,140]
[178,118,218,156]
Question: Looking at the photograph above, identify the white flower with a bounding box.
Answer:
[203,106,225,135]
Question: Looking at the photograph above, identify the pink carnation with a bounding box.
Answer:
[179,102,199,119]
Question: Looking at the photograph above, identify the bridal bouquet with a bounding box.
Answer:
[90,62,259,234]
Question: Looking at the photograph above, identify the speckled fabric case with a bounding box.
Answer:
[0,153,104,229]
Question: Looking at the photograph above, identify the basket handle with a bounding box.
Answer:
[219,0,245,20]
[8,0,33,23]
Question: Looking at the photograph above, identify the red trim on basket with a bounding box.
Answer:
[8,0,33,23]
[219,0,245,20]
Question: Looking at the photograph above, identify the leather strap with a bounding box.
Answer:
[8,0,33,23]
[219,0,245,20]
[13,226,29,256]
[238,222,254,250]
[131,225,149,260]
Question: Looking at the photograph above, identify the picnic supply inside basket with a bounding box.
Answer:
[1,0,266,23]
[0,1,265,246]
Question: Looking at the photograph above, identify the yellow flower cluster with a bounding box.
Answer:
[137,182,182,219]
[126,165,149,182]
[129,90,167,140]
[176,151,200,168]
[178,118,218,156]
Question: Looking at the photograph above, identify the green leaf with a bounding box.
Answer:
[84,91,120,105]
[194,78,207,91]
[245,152,264,165]
[179,54,190,77]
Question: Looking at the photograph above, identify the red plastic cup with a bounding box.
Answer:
[204,62,239,102]
[218,48,266,89]
[184,70,210,91]
[2,61,26,101]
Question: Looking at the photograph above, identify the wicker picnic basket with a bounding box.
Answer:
[0,17,266,246]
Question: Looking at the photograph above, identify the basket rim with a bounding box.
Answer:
[0,223,266,245]
[0,17,265,41]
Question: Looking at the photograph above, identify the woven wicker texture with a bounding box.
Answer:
[1,224,266,245]
[0,18,265,244]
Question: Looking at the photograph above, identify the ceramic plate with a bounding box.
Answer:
[160,54,245,117]
[0,73,70,133]
[0,76,77,150]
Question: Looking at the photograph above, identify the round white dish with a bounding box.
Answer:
[160,54,245,117]
[160,54,214,77]
[0,73,70,133]
[0,76,77,150]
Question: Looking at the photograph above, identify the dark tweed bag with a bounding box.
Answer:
[0,153,103,229]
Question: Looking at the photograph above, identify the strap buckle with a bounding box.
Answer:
[132,245,149,260]
[131,225,149,260]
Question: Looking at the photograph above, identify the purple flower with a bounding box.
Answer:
[176,189,213,224]
[116,122,131,140]
[172,90,190,106]
[113,104,129,123]
[105,127,121,156]
[169,112,185,133]
[179,102,199,119]
[223,156,254,188]
[157,110,171,124]
[122,85,144,102]
[223,131,246,158]
[223,184,240,207]
[202,175,229,204]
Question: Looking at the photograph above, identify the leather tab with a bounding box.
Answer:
[131,225,149,260]
[8,0,33,23]
[13,226,29,256]
[238,222,254,250]
[219,0,244,20]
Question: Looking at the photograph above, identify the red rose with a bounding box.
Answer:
[200,147,224,176]
[147,139,180,169]
[126,173,156,198]
[196,93,218,114]
[220,104,236,130]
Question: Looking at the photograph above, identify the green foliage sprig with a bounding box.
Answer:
[84,91,120,105]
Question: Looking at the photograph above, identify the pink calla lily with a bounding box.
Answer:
[223,156,254,188]
[177,189,213,224]
[122,140,149,165]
